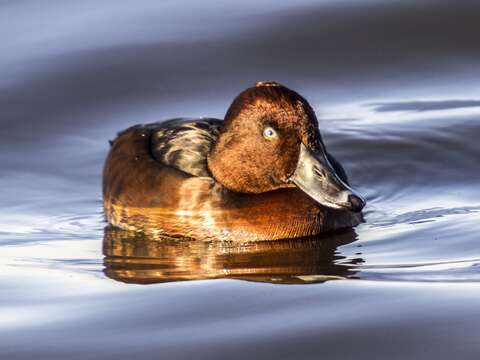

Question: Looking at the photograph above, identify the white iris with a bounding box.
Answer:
[263,126,276,139]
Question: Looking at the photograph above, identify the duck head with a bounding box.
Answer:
[207,81,365,213]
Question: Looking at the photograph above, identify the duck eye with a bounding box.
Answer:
[263,126,277,139]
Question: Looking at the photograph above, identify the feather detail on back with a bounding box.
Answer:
[150,118,222,177]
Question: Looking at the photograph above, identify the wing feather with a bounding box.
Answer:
[150,118,222,177]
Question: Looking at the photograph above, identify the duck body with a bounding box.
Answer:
[103,82,365,241]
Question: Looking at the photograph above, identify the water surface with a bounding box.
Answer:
[1,1,480,359]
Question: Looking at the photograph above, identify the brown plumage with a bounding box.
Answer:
[103,82,364,241]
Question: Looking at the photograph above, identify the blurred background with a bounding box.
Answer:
[1,1,480,359]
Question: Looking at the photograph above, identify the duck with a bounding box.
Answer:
[103,81,365,241]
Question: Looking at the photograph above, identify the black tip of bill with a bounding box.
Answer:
[347,193,366,213]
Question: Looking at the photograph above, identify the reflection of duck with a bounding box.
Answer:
[103,226,362,285]
[103,81,365,241]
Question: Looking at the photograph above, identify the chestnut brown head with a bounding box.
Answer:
[207,81,365,212]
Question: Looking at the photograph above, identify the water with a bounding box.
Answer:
[1,0,480,358]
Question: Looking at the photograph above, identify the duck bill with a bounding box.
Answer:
[290,143,365,212]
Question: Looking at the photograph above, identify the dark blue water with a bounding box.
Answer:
[1,1,480,359]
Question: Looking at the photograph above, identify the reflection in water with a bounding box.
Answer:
[103,226,362,285]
